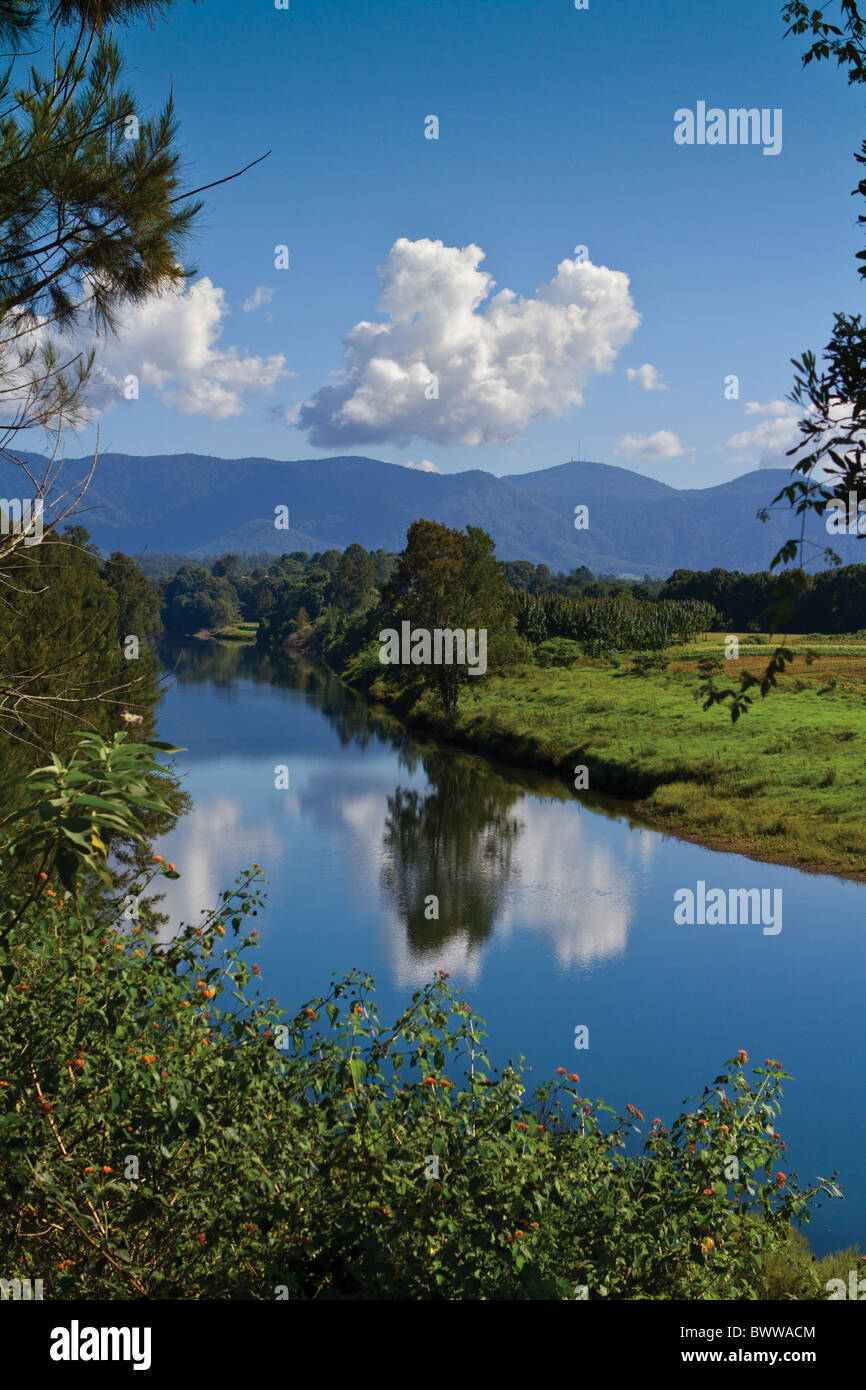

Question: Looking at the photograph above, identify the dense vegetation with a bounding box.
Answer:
[0,734,849,1299]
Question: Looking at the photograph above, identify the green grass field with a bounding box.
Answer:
[350,635,866,879]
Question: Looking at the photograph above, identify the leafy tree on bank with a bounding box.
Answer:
[380,520,526,716]
[160,565,240,636]
[334,542,376,616]
[0,527,161,761]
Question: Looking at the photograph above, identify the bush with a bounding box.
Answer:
[630,652,671,675]
[535,638,583,667]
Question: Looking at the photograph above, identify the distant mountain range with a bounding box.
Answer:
[14,450,865,577]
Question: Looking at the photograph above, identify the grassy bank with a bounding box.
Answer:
[341,637,866,879]
[199,620,259,643]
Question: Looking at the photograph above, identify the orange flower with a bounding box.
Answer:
[251,965,261,976]
[776,1172,786,1188]
[536,1125,545,1133]
[58,1259,75,1270]
[46,889,56,898]
[305,1009,317,1021]
[515,1229,524,1238]
[141,1054,155,1064]
[181,1001,190,1008]
[153,856,164,863]
[41,1101,52,1112]
[737,1049,747,1064]
[102,1165,112,1173]
[515,1121,528,1132]
[702,1187,716,1196]
[568,1073,580,1083]
[39,872,48,880]
[167,863,176,872]
[194,1233,206,1246]
[556,1067,567,1076]
[84,1166,95,1173]
[529,1222,539,1229]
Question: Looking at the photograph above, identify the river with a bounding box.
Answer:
[152,641,865,1256]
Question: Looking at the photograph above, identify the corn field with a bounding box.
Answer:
[514,591,718,655]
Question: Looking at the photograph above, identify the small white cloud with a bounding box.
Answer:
[402,458,440,472]
[615,429,686,460]
[243,286,275,313]
[744,399,791,417]
[726,401,800,468]
[626,362,667,391]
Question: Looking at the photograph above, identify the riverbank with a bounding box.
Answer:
[339,645,866,880]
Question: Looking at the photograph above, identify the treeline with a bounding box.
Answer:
[150,547,396,638]
[660,566,866,634]
[144,548,866,644]
[502,561,666,601]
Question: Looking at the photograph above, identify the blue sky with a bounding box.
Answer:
[45,0,865,487]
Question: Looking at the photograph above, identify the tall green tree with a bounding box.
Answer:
[0,0,201,463]
[333,542,375,615]
[381,520,523,716]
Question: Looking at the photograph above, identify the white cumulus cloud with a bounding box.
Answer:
[80,277,291,420]
[626,362,667,391]
[402,458,440,472]
[295,238,641,448]
[615,429,686,460]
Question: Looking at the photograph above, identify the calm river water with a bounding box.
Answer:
[152,641,864,1256]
